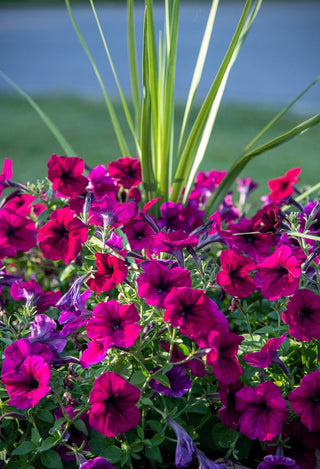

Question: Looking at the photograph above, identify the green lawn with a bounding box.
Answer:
[1,93,319,200]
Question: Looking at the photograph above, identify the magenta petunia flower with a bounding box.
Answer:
[86,252,128,293]
[0,158,12,196]
[205,329,244,383]
[2,354,51,409]
[149,365,192,397]
[216,249,256,298]
[218,379,244,430]
[4,193,45,217]
[267,167,301,202]
[47,154,88,197]
[157,201,204,233]
[86,300,141,350]
[10,279,61,313]
[2,339,53,377]
[122,216,156,251]
[0,208,37,258]
[107,156,141,189]
[88,165,117,198]
[288,369,320,432]
[243,334,287,368]
[164,287,228,342]
[152,230,198,267]
[235,381,289,441]
[88,195,137,228]
[88,371,141,437]
[255,245,301,300]
[38,207,88,263]
[282,289,320,342]
[80,339,106,368]
[137,260,192,308]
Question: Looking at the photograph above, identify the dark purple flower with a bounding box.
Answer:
[282,289,320,342]
[80,457,115,469]
[88,195,137,228]
[257,454,300,469]
[137,260,192,308]
[167,418,197,468]
[218,380,244,430]
[235,381,289,441]
[29,314,67,354]
[122,215,156,251]
[288,369,320,432]
[196,450,227,469]
[88,371,141,437]
[149,365,192,397]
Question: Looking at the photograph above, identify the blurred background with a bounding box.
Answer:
[1,0,319,199]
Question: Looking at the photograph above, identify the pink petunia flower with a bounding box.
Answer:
[47,154,88,197]
[88,165,117,198]
[86,253,128,293]
[0,208,37,258]
[288,369,320,432]
[107,156,141,189]
[216,249,256,298]
[267,167,301,202]
[137,260,191,308]
[282,289,320,342]
[164,287,228,342]
[88,371,141,437]
[2,338,53,377]
[38,207,88,263]
[235,381,289,441]
[85,300,141,350]
[255,245,301,300]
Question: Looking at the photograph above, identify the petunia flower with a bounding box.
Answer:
[29,314,67,354]
[160,342,209,378]
[235,381,289,441]
[10,279,61,313]
[282,289,320,342]
[38,207,88,263]
[107,156,141,189]
[88,195,137,228]
[243,334,288,369]
[0,208,37,258]
[47,154,88,197]
[257,454,300,469]
[86,252,128,293]
[88,371,141,437]
[79,457,115,469]
[166,417,197,468]
[196,450,227,469]
[149,365,192,398]
[0,158,12,196]
[137,260,192,308]
[122,215,156,251]
[151,230,198,267]
[2,338,53,377]
[218,379,244,430]
[85,300,141,350]
[288,369,320,432]
[279,421,320,469]
[255,245,301,300]
[267,167,301,202]
[88,164,117,198]
[216,249,256,298]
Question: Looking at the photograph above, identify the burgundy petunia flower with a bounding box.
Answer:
[0,158,12,196]
[255,245,301,300]
[47,154,88,197]
[137,260,192,308]
[288,369,320,432]
[0,208,37,258]
[243,334,287,369]
[267,167,301,202]
[157,201,204,233]
[218,379,244,430]
[88,371,141,437]
[149,365,192,397]
[38,207,88,263]
[107,156,141,189]
[235,381,289,441]
[282,289,320,342]
[167,418,197,468]
[86,300,141,350]
[216,249,256,298]
[2,354,51,409]
[10,279,61,313]
[122,216,156,251]
[86,253,128,293]
[152,230,198,267]
[205,329,244,383]
[164,287,229,342]
[279,421,320,469]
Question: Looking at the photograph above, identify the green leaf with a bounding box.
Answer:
[73,418,88,435]
[130,370,148,385]
[148,419,163,433]
[145,445,162,463]
[40,450,63,469]
[151,433,165,446]
[151,371,171,387]
[102,446,122,463]
[127,0,141,129]
[39,437,56,453]
[37,409,54,424]
[31,427,41,446]
[12,441,35,456]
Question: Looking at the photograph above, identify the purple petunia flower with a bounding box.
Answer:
[167,418,197,468]
[29,314,67,354]
[282,289,320,342]
[10,279,61,313]
[88,195,138,228]
[243,334,287,369]
[89,371,141,437]
[196,450,227,469]
[79,457,115,469]
[235,381,289,441]
[288,369,320,432]
[152,230,198,267]
[149,365,192,398]
[257,454,300,469]
[218,380,244,430]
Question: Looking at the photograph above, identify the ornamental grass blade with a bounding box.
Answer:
[170,0,255,203]
[127,0,141,132]
[65,0,129,156]
[0,71,76,157]
[204,112,320,216]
